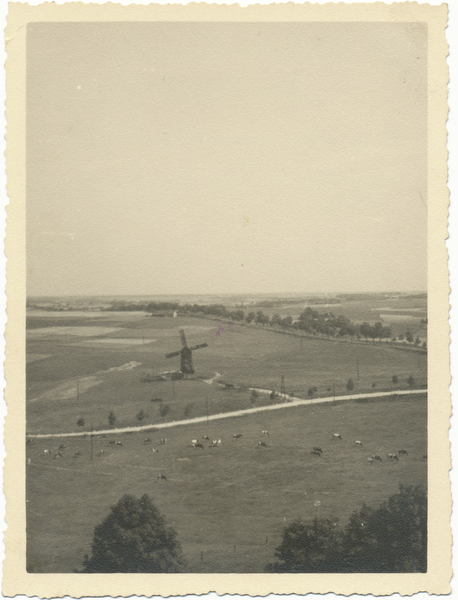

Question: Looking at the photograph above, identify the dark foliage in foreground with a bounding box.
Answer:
[267,485,426,573]
[82,494,186,573]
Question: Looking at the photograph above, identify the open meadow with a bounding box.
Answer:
[26,308,427,572]
[26,393,427,573]
[27,311,427,435]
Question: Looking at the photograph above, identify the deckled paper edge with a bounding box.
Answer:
[3,1,451,596]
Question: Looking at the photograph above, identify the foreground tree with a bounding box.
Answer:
[82,494,186,572]
[267,518,343,572]
[343,485,426,572]
[267,486,426,573]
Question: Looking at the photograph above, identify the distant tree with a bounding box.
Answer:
[77,417,85,428]
[308,386,318,398]
[183,403,193,418]
[405,331,414,343]
[422,341,427,348]
[372,382,377,388]
[245,311,256,324]
[159,405,170,419]
[108,411,117,427]
[270,390,277,400]
[381,327,392,343]
[82,494,185,572]
[136,409,146,423]
[250,390,259,405]
[359,323,372,344]
[407,375,416,388]
[414,337,421,346]
[398,333,405,341]
[346,379,354,392]
[392,375,399,385]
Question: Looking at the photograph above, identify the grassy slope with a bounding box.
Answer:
[26,394,427,573]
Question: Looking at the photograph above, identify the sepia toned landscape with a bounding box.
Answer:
[23,18,430,576]
[26,293,427,572]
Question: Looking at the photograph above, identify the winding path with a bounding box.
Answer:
[27,388,427,439]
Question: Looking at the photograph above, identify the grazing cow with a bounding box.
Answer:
[372,455,382,462]
[367,457,374,464]
[211,440,219,447]
[144,438,152,444]
[217,439,222,445]
[159,438,167,445]
[98,450,105,455]
[193,442,204,449]
[27,458,31,465]
[73,451,82,458]
[313,447,322,454]
[157,474,167,480]
[191,439,198,445]
[261,430,269,436]
[152,448,159,453]
[202,435,210,441]
[58,444,67,450]
[333,433,342,440]
[115,441,123,446]
[311,450,321,456]
[354,441,363,447]
[109,440,116,445]
[53,452,63,460]
[233,434,242,439]
[42,449,51,455]
[387,453,398,459]
[258,441,267,447]
[398,449,408,456]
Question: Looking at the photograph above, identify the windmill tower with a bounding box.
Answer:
[165,329,208,375]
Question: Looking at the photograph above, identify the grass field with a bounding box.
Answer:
[26,312,426,435]
[26,309,427,572]
[26,394,427,573]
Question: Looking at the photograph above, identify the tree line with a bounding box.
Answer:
[101,300,426,346]
[81,485,426,573]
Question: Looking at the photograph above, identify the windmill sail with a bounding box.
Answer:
[190,343,208,351]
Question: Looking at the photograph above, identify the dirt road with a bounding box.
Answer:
[27,388,427,439]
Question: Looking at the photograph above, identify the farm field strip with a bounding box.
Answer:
[27,388,427,439]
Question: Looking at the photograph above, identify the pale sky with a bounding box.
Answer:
[26,22,427,297]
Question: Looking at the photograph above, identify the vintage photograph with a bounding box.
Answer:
[3,1,451,596]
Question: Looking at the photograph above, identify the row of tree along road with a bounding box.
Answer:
[101,300,427,348]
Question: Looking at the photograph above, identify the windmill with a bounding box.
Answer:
[165,329,208,375]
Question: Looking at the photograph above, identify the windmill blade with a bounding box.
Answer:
[189,343,208,351]
[165,350,181,359]
[179,329,187,347]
